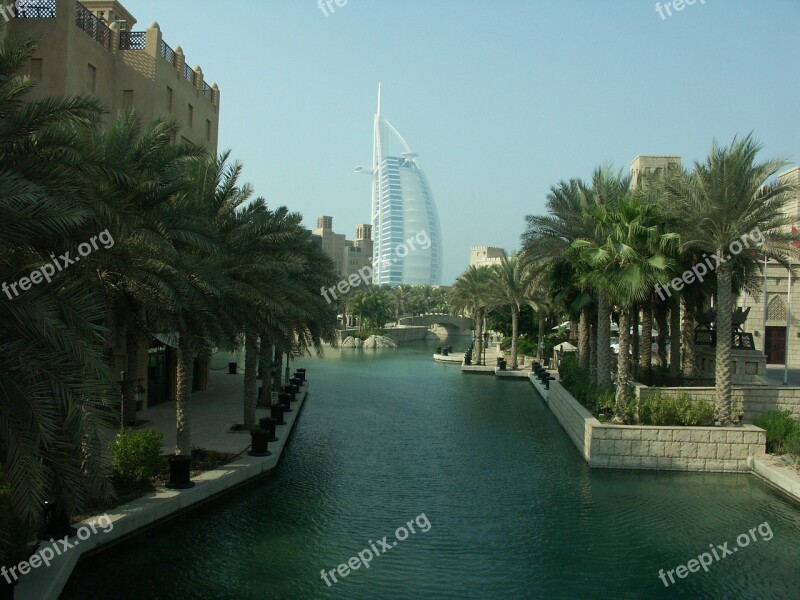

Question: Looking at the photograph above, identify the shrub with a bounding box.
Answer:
[517,337,538,357]
[754,410,800,455]
[638,391,715,427]
[111,429,164,485]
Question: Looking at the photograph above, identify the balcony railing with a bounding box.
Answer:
[119,31,146,51]
[17,0,57,18]
[160,40,176,66]
[75,2,111,51]
[183,63,195,84]
[202,82,212,99]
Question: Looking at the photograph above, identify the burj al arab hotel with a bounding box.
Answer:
[355,85,443,286]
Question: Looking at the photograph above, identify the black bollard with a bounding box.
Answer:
[259,417,279,442]
[270,403,286,425]
[289,377,303,388]
[279,392,293,413]
[436,346,442,354]
[293,371,306,382]
[248,429,272,457]
[37,502,77,540]
[167,455,195,489]
[282,385,297,400]
[228,362,237,374]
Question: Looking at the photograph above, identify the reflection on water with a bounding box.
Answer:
[62,342,800,599]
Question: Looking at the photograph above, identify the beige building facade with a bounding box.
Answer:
[738,166,800,366]
[469,246,504,269]
[3,0,220,152]
[2,0,221,413]
[312,216,374,279]
[630,155,681,188]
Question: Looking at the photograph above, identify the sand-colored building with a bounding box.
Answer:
[469,246,504,269]
[2,0,222,413]
[2,0,220,153]
[312,216,374,279]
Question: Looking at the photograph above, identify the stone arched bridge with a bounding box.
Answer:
[396,314,474,335]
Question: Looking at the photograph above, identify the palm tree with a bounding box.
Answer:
[0,37,117,529]
[450,265,493,363]
[522,179,595,367]
[489,253,539,369]
[666,135,800,424]
[572,188,676,413]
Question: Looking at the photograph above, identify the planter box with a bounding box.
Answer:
[541,381,766,472]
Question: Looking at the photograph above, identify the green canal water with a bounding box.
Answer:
[62,341,800,599]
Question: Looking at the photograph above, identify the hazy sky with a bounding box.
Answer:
[120,0,800,284]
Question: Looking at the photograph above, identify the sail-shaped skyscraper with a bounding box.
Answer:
[356,85,442,286]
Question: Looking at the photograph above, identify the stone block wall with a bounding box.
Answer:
[542,382,766,472]
[635,385,800,423]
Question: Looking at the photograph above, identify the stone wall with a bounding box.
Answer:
[635,385,800,423]
[543,382,765,472]
[695,346,766,384]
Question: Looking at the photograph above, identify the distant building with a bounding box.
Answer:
[312,216,373,279]
[738,166,800,366]
[2,0,220,152]
[630,155,682,188]
[470,246,504,268]
[356,84,443,286]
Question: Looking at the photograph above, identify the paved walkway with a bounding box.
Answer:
[764,365,800,387]
[139,367,281,454]
[16,370,309,600]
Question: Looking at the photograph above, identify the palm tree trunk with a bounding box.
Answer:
[258,332,272,406]
[175,342,193,456]
[510,305,519,369]
[715,262,734,425]
[654,302,668,368]
[474,308,483,365]
[124,327,141,425]
[569,319,579,343]
[589,323,597,382]
[630,304,640,380]
[243,327,258,429]
[273,347,283,391]
[615,307,632,415]
[669,299,681,377]
[597,293,611,384]
[640,303,653,384]
[681,295,696,377]
[538,310,546,361]
[578,308,590,370]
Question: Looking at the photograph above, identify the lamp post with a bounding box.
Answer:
[119,371,146,427]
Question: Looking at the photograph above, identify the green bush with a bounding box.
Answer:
[111,429,164,485]
[785,428,800,457]
[638,391,715,426]
[754,410,800,455]
[517,337,538,357]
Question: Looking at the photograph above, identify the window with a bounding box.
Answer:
[30,59,43,80]
[206,119,211,142]
[87,64,97,93]
[188,104,194,128]
[122,90,134,110]
[166,87,173,112]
